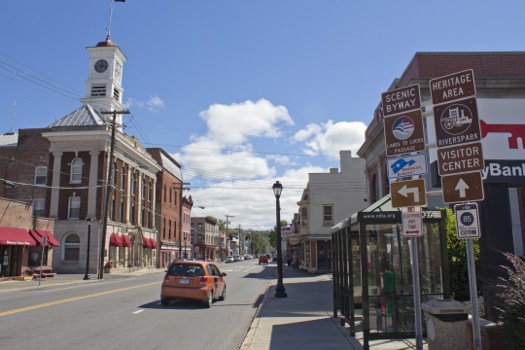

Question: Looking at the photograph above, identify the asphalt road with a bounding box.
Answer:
[0,260,275,350]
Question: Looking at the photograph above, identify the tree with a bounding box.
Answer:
[268,220,287,250]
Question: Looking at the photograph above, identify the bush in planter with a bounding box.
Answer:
[495,252,525,348]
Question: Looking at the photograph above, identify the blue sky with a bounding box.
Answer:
[1,1,525,229]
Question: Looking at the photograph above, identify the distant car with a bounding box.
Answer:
[225,256,234,263]
[258,256,268,264]
[234,256,241,262]
[160,260,227,308]
[238,255,244,261]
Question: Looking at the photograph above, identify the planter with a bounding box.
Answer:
[104,266,111,273]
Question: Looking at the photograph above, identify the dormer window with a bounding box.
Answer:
[70,158,83,184]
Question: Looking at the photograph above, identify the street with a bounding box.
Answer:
[0,260,275,350]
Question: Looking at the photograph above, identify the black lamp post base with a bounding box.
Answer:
[83,275,90,280]
[274,283,287,298]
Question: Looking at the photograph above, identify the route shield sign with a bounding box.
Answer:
[384,109,425,157]
[454,203,481,239]
[433,97,481,148]
[441,171,484,203]
[391,179,427,208]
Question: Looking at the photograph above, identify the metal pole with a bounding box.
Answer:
[410,237,423,350]
[38,236,47,287]
[467,239,482,350]
[274,194,287,297]
[84,223,91,280]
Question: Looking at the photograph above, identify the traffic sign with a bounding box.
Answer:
[382,84,421,117]
[384,109,426,157]
[430,69,476,105]
[433,97,481,148]
[391,179,427,208]
[402,206,423,237]
[437,142,484,176]
[387,154,428,179]
[441,171,484,203]
[454,203,481,239]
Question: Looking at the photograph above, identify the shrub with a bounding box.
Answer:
[495,252,525,348]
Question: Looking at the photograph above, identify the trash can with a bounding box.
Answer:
[422,299,470,350]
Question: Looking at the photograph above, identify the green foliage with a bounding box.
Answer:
[443,207,481,300]
[495,253,525,348]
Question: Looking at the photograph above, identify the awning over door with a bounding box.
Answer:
[121,234,131,248]
[109,233,123,247]
[0,227,37,246]
[29,230,60,247]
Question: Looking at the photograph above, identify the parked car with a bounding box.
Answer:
[160,260,227,308]
[234,256,241,262]
[238,255,244,261]
[225,256,234,263]
[244,254,252,260]
[258,255,268,264]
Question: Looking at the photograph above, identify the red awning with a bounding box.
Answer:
[121,234,131,248]
[142,237,151,248]
[149,238,157,249]
[29,230,60,247]
[109,233,123,247]
[0,227,37,246]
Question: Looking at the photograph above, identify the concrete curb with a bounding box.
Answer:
[240,281,273,349]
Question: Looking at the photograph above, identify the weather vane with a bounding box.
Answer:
[106,0,125,40]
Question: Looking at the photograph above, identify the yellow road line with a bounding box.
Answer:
[0,281,158,317]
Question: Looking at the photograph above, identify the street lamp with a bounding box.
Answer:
[84,218,92,280]
[184,232,187,259]
[272,181,287,298]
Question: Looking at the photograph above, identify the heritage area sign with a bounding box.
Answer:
[429,69,476,105]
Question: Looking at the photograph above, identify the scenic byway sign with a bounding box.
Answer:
[391,179,427,208]
[381,84,421,117]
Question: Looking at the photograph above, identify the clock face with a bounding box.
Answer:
[94,59,109,73]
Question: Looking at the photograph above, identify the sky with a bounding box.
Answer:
[1,1,525,230]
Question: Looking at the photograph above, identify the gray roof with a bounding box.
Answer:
[48,104,105,128]
[0,132,18,147]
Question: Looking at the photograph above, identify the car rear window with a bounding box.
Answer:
[168,264,205,277]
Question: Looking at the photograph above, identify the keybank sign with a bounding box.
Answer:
[482,160,525,184]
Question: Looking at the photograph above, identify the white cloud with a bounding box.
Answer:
[123,96,165,112]
[293,120,367,159]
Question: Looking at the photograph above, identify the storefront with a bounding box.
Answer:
[0,227,39,278]
[331,195,449,349]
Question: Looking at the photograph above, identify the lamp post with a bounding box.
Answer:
[184,232,187,259]
[84,218,92,280]
[272,181,287,297]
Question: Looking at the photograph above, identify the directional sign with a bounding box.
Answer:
[430,69,476,105]
[441,171,484,203]
[437,142,484,176]
[402,206,423,237]
[384,109,426,157]
[387,154,428,179]
[433,97,481,148]
[454,203,481,239]
[381,84,421,117]
[391,179,427,208]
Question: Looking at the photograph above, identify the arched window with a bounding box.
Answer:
[70,158,83,183]
[64,234,80,261]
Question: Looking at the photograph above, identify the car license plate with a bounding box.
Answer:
[179,279,189,284]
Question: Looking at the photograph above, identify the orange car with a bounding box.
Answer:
[161,260,227,308]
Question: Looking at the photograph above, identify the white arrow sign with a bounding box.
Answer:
[455,178,470,198]
[398,185,420,202]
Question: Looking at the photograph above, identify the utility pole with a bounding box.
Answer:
[177,181,191,260]
[238,224,242,256]
[99,109,129,280]
[225,214,234,257]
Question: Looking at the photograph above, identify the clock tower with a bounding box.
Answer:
[81,37,127,126]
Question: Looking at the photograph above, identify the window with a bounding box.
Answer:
[113,88,120,101]
[70,158,83,183]
[323,205,333,226]
[163,185,167,203]
[64,234,80,261]
[131,172,136,195]
[91,84,106,97]
[33,198,45,216]
[301,207,308,226]
[120,167,125,191]
[68,196,81,219]
[35,166,47,186]
[147,181,151,202]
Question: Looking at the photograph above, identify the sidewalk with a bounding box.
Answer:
[241,265,427,350]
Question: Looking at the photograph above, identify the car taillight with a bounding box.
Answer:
[199,276,207,285]
[163,274,169,283]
